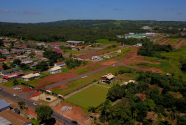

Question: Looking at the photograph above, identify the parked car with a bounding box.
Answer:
[33,102,37,105]
[13,94,16,96]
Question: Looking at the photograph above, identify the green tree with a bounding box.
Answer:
[13,59,21,65]
[35,105,53,122]
[150,87,160,100]
[13,79,19,86]
[36,61,48,71]
[7,47,11,53]
[143,99,156,111]
[169,111,176,125]
[135,102,148,122]
[108,99,134,125]
[0,39,4,46]
[2,63,9,70]
[18,101,25,109]
[107,85,123,101]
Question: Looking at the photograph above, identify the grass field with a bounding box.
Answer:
[167,39,180,44]
[136,60,181,73]
[75,66,92,74]
[66,85,108,108]
[95,39,114,44]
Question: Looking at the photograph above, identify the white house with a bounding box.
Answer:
[49,66,62,74]
[22,73,41,81]
[136,43,142,47]
[54,62,65,67]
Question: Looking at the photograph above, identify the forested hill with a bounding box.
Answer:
[0,20,186,42]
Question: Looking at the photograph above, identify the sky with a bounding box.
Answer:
[0,0,186,23]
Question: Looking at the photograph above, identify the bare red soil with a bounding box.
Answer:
[25,108,37,117]
[139,67,163,73]
[130,56,160,64]
[22,87,33,93]
[53,102,87,125]
[36,62,104,89]
[176,39,186,49]
[50,84,69,89]
[29,91,41,98]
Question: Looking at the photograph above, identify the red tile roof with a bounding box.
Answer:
[0,67,4,70]
[56,62,64,65]
[0,58,5,61]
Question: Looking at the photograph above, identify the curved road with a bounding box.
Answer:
[0,90,79,125]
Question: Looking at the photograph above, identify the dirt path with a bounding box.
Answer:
[160,39,170,45]
[95,84,111,88]
[175,39,186,48]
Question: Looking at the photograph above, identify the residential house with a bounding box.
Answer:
[66,41,84,46]
[101,73,115,84]
[0,58,5,62]
[49,66,62,74]
[116,35,125,38]
[2,53,11,57]
[40,57,49,62]
[0,67,4,72]
[0,99,10,112]
[0,68,19,75]
[91,56,103,61]
[0,110,32,125]
[21,61,33,65]
[2,72,24,81]
[54,62,65,67]
[16,55,29,61]
[22,73,41,81]
[136,43,142,47]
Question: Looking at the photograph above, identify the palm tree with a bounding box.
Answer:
[169,111,176,125]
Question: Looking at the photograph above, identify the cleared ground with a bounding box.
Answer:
[66,85,108,108]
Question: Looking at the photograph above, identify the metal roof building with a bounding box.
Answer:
[0,99,10,113]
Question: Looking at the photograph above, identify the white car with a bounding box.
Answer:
[13,94,16,96]
[113,64,115,66]
[33,102,37,105]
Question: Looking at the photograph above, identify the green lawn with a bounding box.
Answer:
[167,39,179,44]
[75,66,92,74]
[30,119,40,125]
[95,39,114,44]
[66,85,108,108]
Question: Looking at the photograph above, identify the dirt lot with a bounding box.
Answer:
[31,93,57,102]
[156,39,170,45]
[53,102,89,125]
[51,84,69,89]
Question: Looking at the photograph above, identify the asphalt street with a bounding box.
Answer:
[0,90,79,125]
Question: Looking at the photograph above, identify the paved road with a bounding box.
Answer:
[160,39,170,45]
[0,90,79,125]
[46,63,121,89]
[175,39,186,48]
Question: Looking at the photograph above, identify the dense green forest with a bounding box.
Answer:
[0,20,186,42]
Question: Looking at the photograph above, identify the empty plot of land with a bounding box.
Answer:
[65,85,108,108]
[175,39,186,49]
[159,39,170,45]
[31,93,57,102]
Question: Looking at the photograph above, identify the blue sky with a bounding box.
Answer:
[0,0,185,23]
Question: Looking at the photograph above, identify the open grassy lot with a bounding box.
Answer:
[75,66,92,74]
[167,39,180,44]
[136,60,181,73]
[95,39,114,44]
[161,46,186,60]
[66,85,108,108]
[51,66,136,96]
